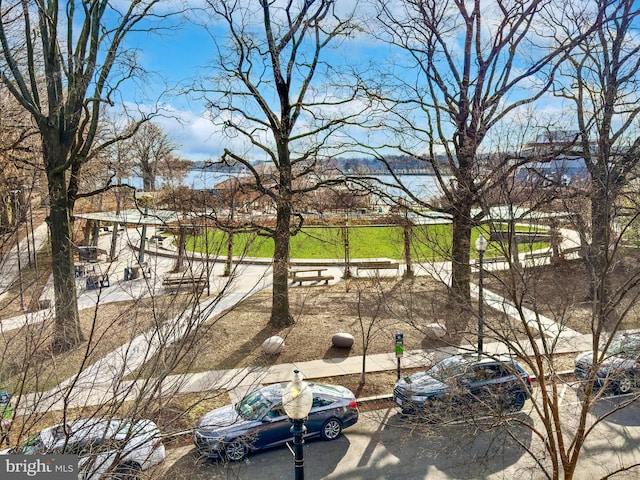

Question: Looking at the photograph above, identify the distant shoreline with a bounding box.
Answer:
[189,167,438,177]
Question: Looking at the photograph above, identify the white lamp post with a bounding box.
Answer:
[475,234,488,354]
[282,370,313,480]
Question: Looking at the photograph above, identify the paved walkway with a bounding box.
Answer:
[0,222,592,412]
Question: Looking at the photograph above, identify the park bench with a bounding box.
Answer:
[289,268,334,286]
[354,261,400,276]
[162,274,209,292]
[524,250,553,261]
[474,256,509,267]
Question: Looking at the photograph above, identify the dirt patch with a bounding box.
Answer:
[481,250,640,334]
[144,277,510,379]
[0,294,200,392]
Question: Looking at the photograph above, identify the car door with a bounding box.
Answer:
[304,396,337,435]
[74,438,121,480]
[252,403,293,449]
[457,366,487,414]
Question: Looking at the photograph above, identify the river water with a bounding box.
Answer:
[184,170,445,202]
[124,170,445,203]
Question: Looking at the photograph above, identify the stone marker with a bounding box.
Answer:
[262,336,285,355]
[332,332,354,348]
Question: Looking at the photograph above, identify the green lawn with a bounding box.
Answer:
[186,224,539,260]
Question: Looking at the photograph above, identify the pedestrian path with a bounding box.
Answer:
[0,222,592,412]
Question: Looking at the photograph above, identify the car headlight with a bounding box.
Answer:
[410,395,435,404]
[196,431,224,447]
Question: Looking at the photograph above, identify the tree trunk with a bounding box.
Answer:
[589,176,613,331]
[403,223,413,278]
[270,201,293,327]
[175,226,186,272]
[450,203,473,306]
[142,161,155,191]
[0,194,10,232]
[47,169,82,352]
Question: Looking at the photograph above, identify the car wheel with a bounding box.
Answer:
[616,376,634,394]
[224,440,248,462]
[320,418,343,440]
[509,391,527,411]
[114,462,142,480]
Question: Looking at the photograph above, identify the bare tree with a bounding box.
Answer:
[196,0,365,327]
[0,1,178,352]
[124,121,183,192]
[554,0,640,333]
[369,0,593,309]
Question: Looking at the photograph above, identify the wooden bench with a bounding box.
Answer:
[474,256,509,267]
[289,268,334,286]
[524,250,553,261]
[354,261,400,276]
[162,274,209,291]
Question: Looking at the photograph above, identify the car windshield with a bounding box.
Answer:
[605,335,640,358]
[235,390,273,420]
[426,357,470,383]
[15,432,46,455]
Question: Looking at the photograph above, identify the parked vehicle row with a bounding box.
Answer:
[20,348,632,472]
[195,354,535,462]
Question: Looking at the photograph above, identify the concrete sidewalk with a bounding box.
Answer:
[0,223,592,412]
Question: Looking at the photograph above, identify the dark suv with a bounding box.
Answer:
[575,332,640,394]
[393,354,533,418]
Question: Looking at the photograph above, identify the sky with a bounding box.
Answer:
[112,1,581,164]
[117,2,383,163]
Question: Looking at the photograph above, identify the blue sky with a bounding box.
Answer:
[116,3,392,162]
[113,2,577,163]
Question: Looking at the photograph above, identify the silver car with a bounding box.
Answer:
[3,418,165,479]
[194,382,359,461]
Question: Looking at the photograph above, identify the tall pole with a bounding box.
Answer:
[292,418,306,480]
[475,233,488,356]
[138,202,149,264]
[283,370,312,480]
[477,248,484,354]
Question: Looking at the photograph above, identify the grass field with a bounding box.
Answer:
[187,224,544,260]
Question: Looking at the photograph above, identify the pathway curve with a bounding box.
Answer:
[0,222,591,412]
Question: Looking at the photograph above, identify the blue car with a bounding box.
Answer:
[194,382,359,461]
[393,354,533,418]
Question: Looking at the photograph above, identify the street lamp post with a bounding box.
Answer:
[138,201,149,264]
[475,234,488,355]
[282,370,313,480]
